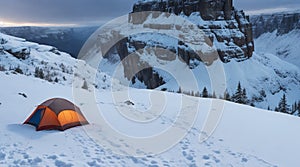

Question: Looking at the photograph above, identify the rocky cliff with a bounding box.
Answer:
[130,0,254,62]
[97,0,255,89]
[251,10,300,38]
[251,10,300,68]
[133,0,234,20]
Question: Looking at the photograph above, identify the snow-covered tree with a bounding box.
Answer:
[232,82,245,104]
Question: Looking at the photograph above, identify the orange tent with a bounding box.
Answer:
[24,98,88,131]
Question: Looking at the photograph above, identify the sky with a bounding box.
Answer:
[0,0,299,27]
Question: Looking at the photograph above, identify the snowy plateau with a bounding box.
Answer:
[0,8,300,167]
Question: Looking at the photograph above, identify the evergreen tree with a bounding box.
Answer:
[242,88,248,104]
[259,89,267,98]
[177,86,182,94]
[34,67,38,77]
[224,90,231,101]
[212,91,217,99]
[278,94,289,114]
[202,87,208,98]
[39,69,44,79]
[232,82,244,104]
[291,101,297,115]
[298,101,300,117]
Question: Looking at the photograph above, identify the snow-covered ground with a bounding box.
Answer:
[1,70,300,166]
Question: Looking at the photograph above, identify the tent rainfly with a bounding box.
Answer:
[24,98,88,131]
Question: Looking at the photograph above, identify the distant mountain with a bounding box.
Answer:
[251,10,300,68]
[0,32,109,90]
[0,26,99,58]
[250,10,300,38]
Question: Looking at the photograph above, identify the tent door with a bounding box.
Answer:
[28,108,45,126]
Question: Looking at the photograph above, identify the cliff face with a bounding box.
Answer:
[131,0,254,62]
[251,11,300,38]
[251,10,300,68]
[133,0,233,20]
[100,0,255,89]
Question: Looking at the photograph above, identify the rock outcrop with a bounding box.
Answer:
[251,11,300,38]
[133,0,233,20]
[131,0,254,62]
[6,47,30,60]
[101,0,255,89]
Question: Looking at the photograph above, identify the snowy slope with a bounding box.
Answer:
[0,32,110,91]
[222,52,300,108]
[1,71,300,166]
[255,30,300,68]
[98,34,300,110]
[144,50,300,109]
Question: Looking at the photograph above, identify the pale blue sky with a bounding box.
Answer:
[0,0,299,26]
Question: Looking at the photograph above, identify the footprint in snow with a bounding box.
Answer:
[0,152,6,161]
[54,160,73,167]
[213,150,221,154]
[47,155,58,160]
[202,155,210,160]
[241,157,248,163]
